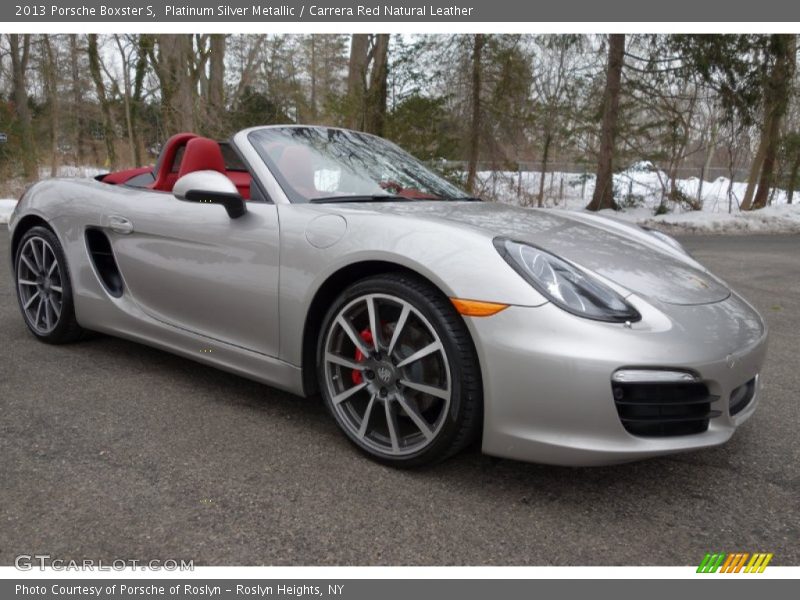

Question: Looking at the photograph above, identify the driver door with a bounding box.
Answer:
[103,189,280,357]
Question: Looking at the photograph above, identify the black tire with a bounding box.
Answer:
[14,225,86,344]
[317,272,482,468]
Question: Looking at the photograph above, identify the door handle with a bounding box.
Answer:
[107,215,134,235]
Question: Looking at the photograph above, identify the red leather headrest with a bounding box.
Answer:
[178,137,226,178]
[276,145,317,195]
[151,132,198,191]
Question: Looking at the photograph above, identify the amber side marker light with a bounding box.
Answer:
[450,298,510,317]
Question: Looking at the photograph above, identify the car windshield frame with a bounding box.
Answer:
[247,125,472,204]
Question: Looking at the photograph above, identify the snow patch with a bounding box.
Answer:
[478,163,800,234]
[0,199,17,224]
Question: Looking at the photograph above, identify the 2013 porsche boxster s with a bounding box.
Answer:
[8,125,767,467]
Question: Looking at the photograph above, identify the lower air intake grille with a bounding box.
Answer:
[612,381,720,437]
[729,378,756,416]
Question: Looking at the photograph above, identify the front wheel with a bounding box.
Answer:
[317,273,482,467]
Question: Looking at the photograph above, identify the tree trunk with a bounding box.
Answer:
[9,34,37,181]
[42,36,60,177]
[697,120,718,206]
[346,34,370,130]
[787,153,800,204]
[587,34,625,212]
[466,34,484,194]
[537,132,552,207]
[364,34,389,136]
[208,35,226,136]
[752,35,796,210]
[309,36,318,120]
[131,35,150,165]
[150,35,196,135]
[69,34,87,165]
[87,34,117,169]
[740,119,769,211]
[114,35,136,166]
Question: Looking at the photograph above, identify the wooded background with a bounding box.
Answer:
[0,33,798,212]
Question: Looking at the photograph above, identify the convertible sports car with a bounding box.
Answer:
[9,125,767,467]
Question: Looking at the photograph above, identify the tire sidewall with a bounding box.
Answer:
[14,226,79,342]
[317,274,478,467]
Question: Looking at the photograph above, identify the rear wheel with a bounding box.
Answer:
[317,273,482,467]
[14,226,86,344]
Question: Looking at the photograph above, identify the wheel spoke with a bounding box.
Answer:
[41,243,51,273]
[395,394,434,440]
[358,394,377,439]
[387,304,410,356]
[396,341,442,368]
[385,400,400,452]
[398,379,450,400]
[331,381,368,405]
[50,285,62,294]
[48,259,58,276]
[366,296,380,352]
[21,254,39,275]
[18,279,38,287]
[43,298,52,330]
[337,315,371,356]
[32,240,44,270]
[23,290,40,310]
[34,296,44,326]
[49,296,61,319]
[325,352,364,371]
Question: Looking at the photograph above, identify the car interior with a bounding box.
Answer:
[97,133,254,199]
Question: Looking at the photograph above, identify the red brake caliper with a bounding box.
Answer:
[351,329,374,385]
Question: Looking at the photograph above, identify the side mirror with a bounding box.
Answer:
[173,171,247,219]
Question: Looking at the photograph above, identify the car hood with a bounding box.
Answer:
[342,201,730,306]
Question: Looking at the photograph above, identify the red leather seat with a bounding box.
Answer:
[150,132,197,192]
[276,145,318,198]
[178,137,227,178]
[150,133,252,199]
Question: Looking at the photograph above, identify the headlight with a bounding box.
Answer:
[644,227,689,255]
[494,238,641,323]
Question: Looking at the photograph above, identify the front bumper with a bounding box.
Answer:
[468,292,768,466]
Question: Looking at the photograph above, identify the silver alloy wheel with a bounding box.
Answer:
[17,236,64,335]
[323,293,452,457]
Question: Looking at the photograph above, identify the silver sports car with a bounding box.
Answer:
[8,125,767,467]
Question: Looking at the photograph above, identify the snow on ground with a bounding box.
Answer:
[477,161,800,234]
[0,199,16,224]
[1,163,799,233]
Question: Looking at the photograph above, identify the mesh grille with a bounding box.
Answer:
[613,381,720,437]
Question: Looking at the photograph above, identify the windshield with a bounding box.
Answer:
[248,126,471,203]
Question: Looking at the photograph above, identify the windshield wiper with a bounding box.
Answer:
[451,196,483,202]
[309,195,412,204]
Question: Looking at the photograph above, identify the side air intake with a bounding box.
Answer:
[85,228,124,297]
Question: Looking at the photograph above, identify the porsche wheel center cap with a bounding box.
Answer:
[377,366,393,384]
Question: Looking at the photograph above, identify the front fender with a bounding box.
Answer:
[276,204,548,366]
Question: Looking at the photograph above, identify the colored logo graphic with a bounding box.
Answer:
[697,552,773,573]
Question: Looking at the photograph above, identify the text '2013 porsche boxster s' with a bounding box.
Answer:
[8,125,767,467]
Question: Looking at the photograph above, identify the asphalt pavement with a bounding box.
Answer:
[1,230,798,566]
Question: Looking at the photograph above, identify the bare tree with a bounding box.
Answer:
[466,34,484,193]
[68,34,88,164]
[87,34,117,169]
[750,35,796,209]
[8,34,37,180]
[346,34,390,135]
[148,35,196,134]
[587,34,625,211]
[208,34,226,134]
[40,35,60,177]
